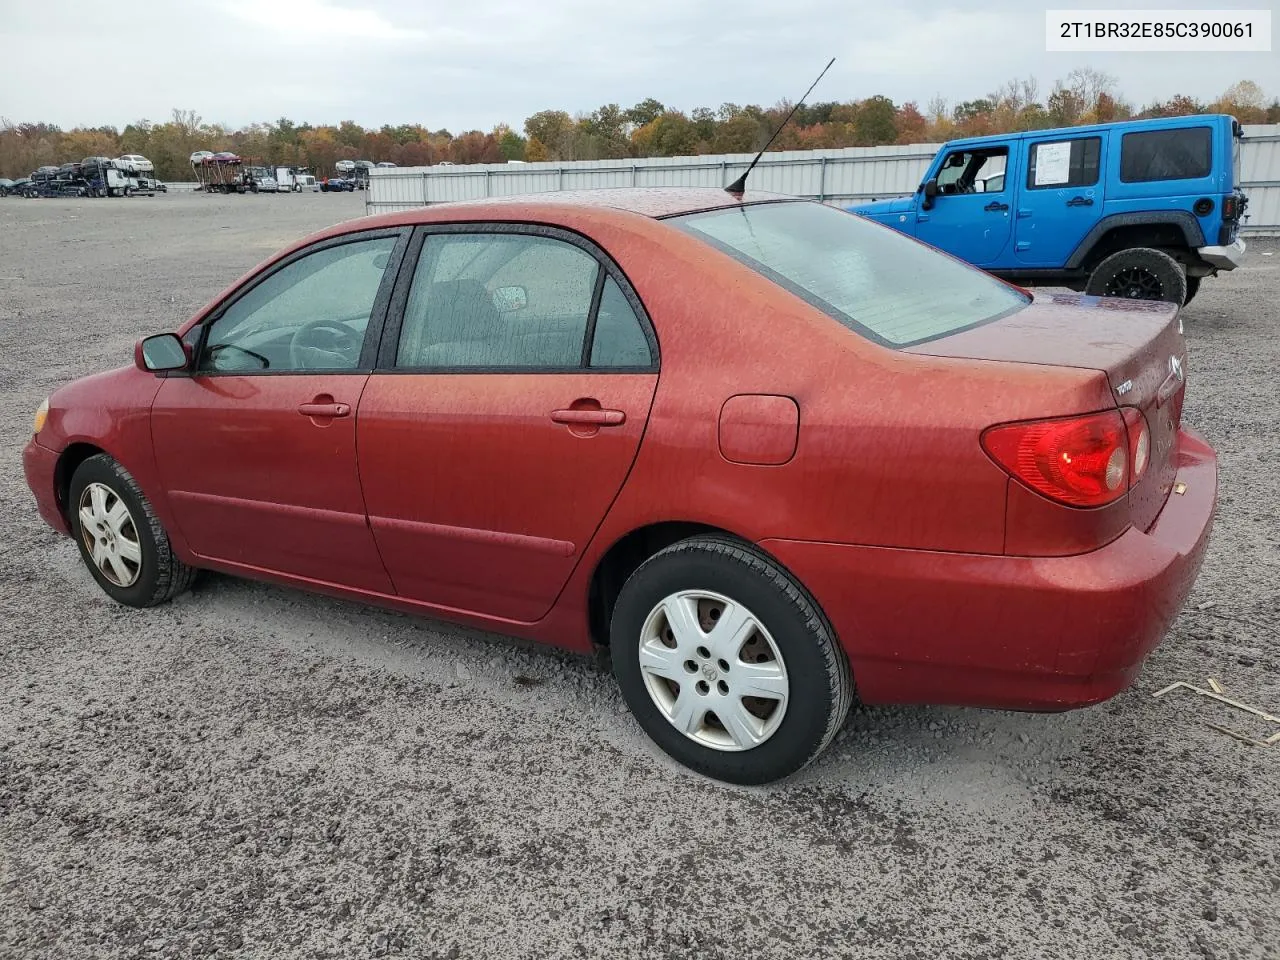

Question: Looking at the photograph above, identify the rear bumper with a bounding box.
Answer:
[761,427,1217,712]
[1198,238,1246,270]
[22,437,69,536]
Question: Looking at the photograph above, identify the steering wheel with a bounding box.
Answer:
[289,318,361,369]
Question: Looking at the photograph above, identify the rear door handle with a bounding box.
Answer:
[552,408,626,426]
[1066,196,1094,207]
[298,401,351,418]
[984,201,1008,212]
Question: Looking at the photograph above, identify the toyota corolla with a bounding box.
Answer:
[22,188,1216,784]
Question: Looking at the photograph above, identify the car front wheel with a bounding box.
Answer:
[69,454,196,608]
[611,536,853,785]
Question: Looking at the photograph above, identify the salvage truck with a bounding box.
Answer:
[850,114,1248,306]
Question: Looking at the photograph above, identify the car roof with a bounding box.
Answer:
[356,187,798,232]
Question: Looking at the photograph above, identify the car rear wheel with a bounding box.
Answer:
[611,536,853,785]
[69,454,196,608]
[1086,247,1187,306]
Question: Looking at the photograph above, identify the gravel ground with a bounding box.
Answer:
[1,193,1277,960]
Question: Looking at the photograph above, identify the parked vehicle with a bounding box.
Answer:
[0,178,14,196]
[296,174,318,191]
[319,177,354,192]
[193,153,245,193]
[375,161,397,168]
[190,151,214,165]
[273,167,299,192]
[116,154,154,174]
[850,114,1247,306]
[81,157,130,197]
[22,187,1216,785]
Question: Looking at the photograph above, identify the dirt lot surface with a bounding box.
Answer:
[1,192,1277,960]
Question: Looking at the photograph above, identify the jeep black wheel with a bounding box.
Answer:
[1086,247,1187,306]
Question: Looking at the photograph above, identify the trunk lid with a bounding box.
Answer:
[906,291,1187,531]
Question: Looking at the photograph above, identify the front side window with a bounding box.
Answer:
[1026,137,1101,190]
[1120,127,1212,183]
[200,236,397,372]
[396,233,611,369]
[935,147,1008,195]
[672,201,1029,348]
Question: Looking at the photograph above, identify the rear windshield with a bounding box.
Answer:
[1120,127,1212,182]
[670,201,1028,347]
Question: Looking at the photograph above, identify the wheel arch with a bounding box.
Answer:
[54,442,107,521]
[589,521,747,647]
[1067,212,1205,272]
[586,522,831,650]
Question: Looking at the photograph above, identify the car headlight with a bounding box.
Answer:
[33,398,49,435]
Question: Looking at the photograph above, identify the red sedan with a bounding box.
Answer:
[22,188,1216,784]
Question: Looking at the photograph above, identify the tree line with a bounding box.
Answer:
[2,72,1275,182]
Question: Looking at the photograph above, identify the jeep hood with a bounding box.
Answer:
[848,195,915,217]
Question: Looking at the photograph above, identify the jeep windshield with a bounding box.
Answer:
[671,200,1029,347]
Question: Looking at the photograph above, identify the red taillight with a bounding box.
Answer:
[1223,195,1237,220]
[982,410,1136,508]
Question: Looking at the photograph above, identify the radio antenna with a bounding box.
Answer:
[725,57,835,196]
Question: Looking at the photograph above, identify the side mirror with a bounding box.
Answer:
[922,178,939,210]
[135,333,188,373]
[492,285,528,313]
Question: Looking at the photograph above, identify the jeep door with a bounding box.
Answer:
[914,144,1015,266]
[1013,132,1108,267]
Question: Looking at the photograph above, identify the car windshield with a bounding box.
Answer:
[671,200,1029,347]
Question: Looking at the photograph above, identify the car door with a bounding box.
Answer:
[915,143,1015,266]
[151,229,408,592]
[1014,132,1107,267]
[357,225,659,622]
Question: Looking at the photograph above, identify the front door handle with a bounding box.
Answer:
[298,399,351,418]
[1066,196,1094,207]
[984,201,1009,212]
[551,408,625,426]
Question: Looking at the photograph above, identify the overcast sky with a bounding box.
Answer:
[1,0,1276,131]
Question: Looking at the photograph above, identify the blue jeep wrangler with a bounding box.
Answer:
[850,114,1248,306]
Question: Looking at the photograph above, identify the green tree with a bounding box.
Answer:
[633,111,698,157]
[852,96,897,144]
[625,98,666,128]
[523,110,574,158]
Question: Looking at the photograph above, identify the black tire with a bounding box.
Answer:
[1183,275,1201,306]
[610,536,854,785]
[68,454,196,608]
[123,186,132,197]
[1085,247,1187,306]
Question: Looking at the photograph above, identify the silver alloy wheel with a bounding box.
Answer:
[637,590,789,752]
[77,482,142,587]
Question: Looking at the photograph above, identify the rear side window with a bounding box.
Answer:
[397,233,597,368]
[590,276,652,367]
[672,201,1029,348]
[1120,128,1212,183]
[1026,137,1101,189]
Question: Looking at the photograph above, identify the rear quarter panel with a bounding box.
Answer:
[533,211,1116,560]
[1100,116,1231,244]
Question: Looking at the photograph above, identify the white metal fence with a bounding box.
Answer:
[367,125,1280,236]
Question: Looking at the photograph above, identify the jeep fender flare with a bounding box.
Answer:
[1066,211,1206,270]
